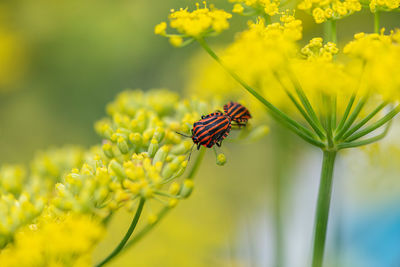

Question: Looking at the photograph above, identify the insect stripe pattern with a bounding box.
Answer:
[224,102,252,123]
[192,112,231,149]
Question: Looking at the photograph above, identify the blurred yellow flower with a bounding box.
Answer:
[155,1,232,41]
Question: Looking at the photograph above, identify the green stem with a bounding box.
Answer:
[338,121,392,149]
[331,20,337,44]
[324,20,337,43]
[334,95,368,141]
[264,14,272,25]
[341,102,387,141]
[311,150,337,267]
[345,105,400,142]
[285,90,325,139]
[187,146,206,180]
[96,197,146,267]
[374,12,380,33]
[197,38,325,148]
[274,72,325,139]
[336,93,356,132]
[286,69,326,135]
[124,206,170,249]
[123,147,206,251]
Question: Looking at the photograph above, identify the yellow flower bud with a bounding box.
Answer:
[216,153,226,166]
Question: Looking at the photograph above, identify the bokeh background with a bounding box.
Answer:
[1,0,400,266]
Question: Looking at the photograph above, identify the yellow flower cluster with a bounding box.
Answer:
[71,89,218,215]
[0,147,84,249]
[344,30,400,100]
[0,214,103,267]
[298,0,362,23]
[155,2,232,46]
[230,0,281,16]
[0,89,230,265]
[29,146,85,195]
[368,0,400,12]
[223,16,301,78]
[188,14,302,112]
[0,192,45,248]
[300,38,339,62]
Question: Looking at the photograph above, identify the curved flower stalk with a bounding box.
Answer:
[158,2,400,266]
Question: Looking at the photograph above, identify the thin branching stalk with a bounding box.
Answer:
[286,69,326,135]
[336,93,356,132]
[96,197,146,267]
[334,95,368,141]
[123,147,206,251]
[341,102,387,140]
[374,11,380,33]
[345,105,400,142]
[338,121,392,149]
[274,72,326,140]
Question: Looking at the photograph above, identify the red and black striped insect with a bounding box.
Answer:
[177,112,231,150]
[223,101,252,126]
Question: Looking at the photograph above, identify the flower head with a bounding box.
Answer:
[230,0,281,16]
[156,2,232,46]
[298,0,361,23]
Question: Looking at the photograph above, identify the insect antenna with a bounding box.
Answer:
[175,131,191,138]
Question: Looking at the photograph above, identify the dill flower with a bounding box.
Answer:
[155,2,232,46]
[344,30,400,100]
[0,214,103,267]
[230,0,281,16]
[29,146,85,195]
[368,0,400,12]
[0,192,45,248]
[0,146,86,248]
[300,37,339,62]
[187,14,302,112]
[298,0,362,23]
[0,165,26,196]
[55,89,225,219]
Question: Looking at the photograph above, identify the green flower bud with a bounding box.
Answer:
[180,179,194,198]
[102,143,114,158]
[147,138,159,158]
[161,162,178,180]
[109,160,125,179]
[170,140,193,155]
[173,160,188,177]
[153,127,165,143]
[169,182,180,195]
[153,145,170,165]
[117,137,129,154]
[129,132,142,147]
[95,120,113,139]
[168,198,179,208]
[216,153,226,166]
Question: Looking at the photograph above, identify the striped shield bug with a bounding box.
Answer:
[176,112,231,154]
[193,112,231,149]
[223,101,252,126]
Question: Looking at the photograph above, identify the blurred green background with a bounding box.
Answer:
[1,0,400,266]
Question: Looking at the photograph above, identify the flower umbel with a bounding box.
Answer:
[155,2,232,46]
